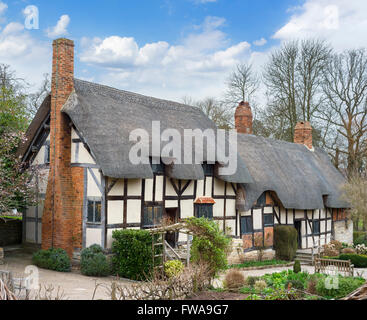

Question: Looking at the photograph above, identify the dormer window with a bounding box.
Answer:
[202,162,214,176]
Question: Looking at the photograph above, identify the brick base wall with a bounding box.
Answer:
[0,219,22,246]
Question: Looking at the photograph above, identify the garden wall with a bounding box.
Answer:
[0,219,22,246]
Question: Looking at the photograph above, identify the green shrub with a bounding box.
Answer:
[112,229,159,280]
[185,217,231,276]
[293,260,301,273]
[273,225,298,261]
[80,244,111,277]
[245,276,261,287]
[338,254,367,268]
[285,279,305,290]
[32,248,71,272]
[353,231,367,246]
[316,275,365,299]
[164,260,184,278]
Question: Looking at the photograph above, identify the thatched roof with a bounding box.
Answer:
[62,79,253,182]
[237,134,349,210]
[18,78,349,210]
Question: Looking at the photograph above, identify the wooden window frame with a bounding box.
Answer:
[87,197,102,224]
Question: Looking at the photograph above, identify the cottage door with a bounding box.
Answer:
[164,208,179,248]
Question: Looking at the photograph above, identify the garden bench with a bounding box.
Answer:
[314,258,354,277]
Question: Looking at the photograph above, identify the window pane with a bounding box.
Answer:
[313,221,320,234]
[195,204,213,219]
[143,207,154,227]
[95,201,102,223]
[153,207,163,225]
[241,216,253,234]
[87,200,94,222]
[264,214,274,226]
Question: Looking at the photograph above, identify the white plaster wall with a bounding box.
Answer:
[87,169,102,197]
[166,178,177,196]
[108,179,124,196]
[86,228,102,247]
[145,179,154,201]
[128,179,142,196]
[78,144,96,164]
[165,200,178,208]
[196,180,204,198]
[155,176,164,201]
[108,201,124,224]
[205,177,212,197]
[126,200,141,223]
[213,199,224,217]
[226,199,236,217]
[253,209,262,230]
[181,200,193,219]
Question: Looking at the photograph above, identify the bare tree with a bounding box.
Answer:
[263,39,331,142]
[27,73,51,117]
[224,63,259,108]
[318,49,367,176]
[182,96,233,130]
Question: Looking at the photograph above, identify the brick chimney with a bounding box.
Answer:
[294,121,313,150]
[235,101,253,134]
[42,39,83,256]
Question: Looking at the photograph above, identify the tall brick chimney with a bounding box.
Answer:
[42,38,83,256]
[294,121,313,150]
[235,101,253,134]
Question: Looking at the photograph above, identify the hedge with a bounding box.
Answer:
[32,248,71,272]
[80,244,111,277]
[273,225,298,261]
[112,229,160,280]
[338,254,367,268]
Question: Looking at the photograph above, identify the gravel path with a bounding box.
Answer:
[1,250,132,300]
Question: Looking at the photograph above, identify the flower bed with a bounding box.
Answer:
[240,270,365,300]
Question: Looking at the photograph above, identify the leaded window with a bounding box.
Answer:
[194,204,213,219]
[143,205,163,228]
[87,198,102,223]
[241,216,253,234]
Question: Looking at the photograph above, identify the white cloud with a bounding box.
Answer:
[46,14,70,38]
[0,19,51,89]
[273,0,367,51]
[80,16,252,100]
[0,1,7,15]
[253,38,267,46]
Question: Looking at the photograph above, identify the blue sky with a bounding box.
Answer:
[1,0,366,102]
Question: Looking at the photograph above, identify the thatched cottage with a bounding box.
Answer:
[17,38,352,259]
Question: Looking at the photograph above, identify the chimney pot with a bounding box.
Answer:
[235,101,253,134]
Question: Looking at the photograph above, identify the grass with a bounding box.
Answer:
[229,259,289,269]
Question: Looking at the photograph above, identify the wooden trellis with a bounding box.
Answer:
[149,223,194,272]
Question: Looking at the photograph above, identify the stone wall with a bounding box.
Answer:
[0,219,22,247]
[333,219,353,245]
